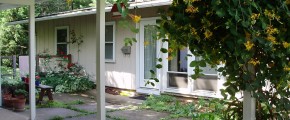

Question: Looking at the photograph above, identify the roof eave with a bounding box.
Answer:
[9,0,172,25]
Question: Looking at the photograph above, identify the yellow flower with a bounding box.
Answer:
[144,41,150,46]
[191,27,197,35]
[287,0,290,5]
[251,13,260,20]
[284,67,290,71]
[167,56,173,61]
[266,25,279,35]
[185,5,199,13]
[66,0,72,5]
[249,58,260,66]
[168,48,174,53]
[282,42,290,48]
[129,14,141,23]
[244,41,254,51]
[266,35,277,44]
[264,9,276,20]
[204,30,213,39]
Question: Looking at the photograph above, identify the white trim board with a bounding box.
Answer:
[9,0,172,25]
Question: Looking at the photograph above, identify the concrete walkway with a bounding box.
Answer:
[0,108,28,120]
[1,90,189,120]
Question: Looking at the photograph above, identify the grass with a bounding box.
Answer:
[140,95,226,120]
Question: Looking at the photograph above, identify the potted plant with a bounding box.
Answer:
[13,89,28,112]
[1,78,15,109]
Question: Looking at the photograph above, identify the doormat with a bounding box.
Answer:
[130,95,147,100]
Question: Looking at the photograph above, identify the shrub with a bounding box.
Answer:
[41,63,95,93]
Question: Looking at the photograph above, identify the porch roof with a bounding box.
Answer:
[9,0,172,25]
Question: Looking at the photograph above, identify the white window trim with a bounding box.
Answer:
[105,22,116,63]
[55,26,69,55]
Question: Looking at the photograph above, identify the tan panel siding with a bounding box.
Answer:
[47,20,53,53]
[35,6,167,90]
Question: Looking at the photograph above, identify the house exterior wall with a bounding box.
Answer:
[35,6,164,90]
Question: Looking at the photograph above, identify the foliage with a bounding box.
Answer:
[69,30,84,62]
[14,89,28,97]
[156,0,290,119]
[115,0,140,46]
[141,95,226,120]
[1,76,23,94]
[0,7,29,55]
[0,0,95,56]
[39,55,94,93]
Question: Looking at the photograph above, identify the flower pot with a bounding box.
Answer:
[13,98,26,112]
[3,93,12,99]
[35,80,41,86]
[25,77,29,84]
[3,97,17,110]
[15,95,26,99]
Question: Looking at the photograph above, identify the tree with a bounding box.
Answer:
[156,0,289,119]
[0,0,95,56]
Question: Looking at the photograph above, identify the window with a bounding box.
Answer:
[168,47,189,88]
[55,27,69,55]
[105,22,115,62]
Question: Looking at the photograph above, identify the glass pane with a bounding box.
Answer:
[57,44,67,55]
[195,57,217,74]
[57,29,67,43]
[105,43,113,60]
[169,47,188,72]
[105,25,113,42]
[144,25,157,79]
[168,73,188,88]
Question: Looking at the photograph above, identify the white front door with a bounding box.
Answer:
[138,19,161,92]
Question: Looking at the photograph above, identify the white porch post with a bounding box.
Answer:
[96,0,106,120]
[243,91,256,120]
[29,2,36,120]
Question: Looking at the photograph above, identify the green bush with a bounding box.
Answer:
[41,72,94,93]
[38,54,95,93]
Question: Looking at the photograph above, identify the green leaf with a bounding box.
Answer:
[156,64,163,69]
[241,21,250,27]
[190,61,198,67]
[216,9,225,17]
[150,70,155,75]
[199,61,206,67]
[154,78,159,82]
[158,58,162,62]
[160,48,168,53]
[217,67,224,72]
[150,82,155,86]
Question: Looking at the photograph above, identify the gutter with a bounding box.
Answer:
[9,0,172,25]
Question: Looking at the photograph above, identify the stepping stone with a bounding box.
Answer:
[18,108,82,120]
[0,108,29,120]
[72,103,134,113]
[65,114,97,120]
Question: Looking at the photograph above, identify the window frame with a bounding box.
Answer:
[105,22,116,63]
[55,26,69,55]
